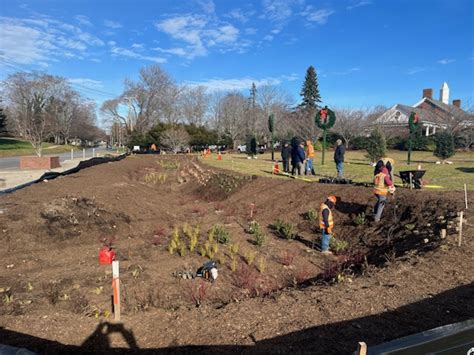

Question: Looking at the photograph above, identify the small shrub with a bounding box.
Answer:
[280,248,297,266]
[210,224,231,244]
[186,279,211,307]
[199,245,206,257]
[178,244,187,257]
[273,219,297,240]
[217,253,225,265]
[304,209,317,222]
[354,212,366,226]
[244,250,257,265]
[253,229,265,247]
[257,257,267,273]
[330,238,348,253]
[247,220,260,234]
[43,282,60,305]
[229,243,239,255]
[234,264,259,294]
[230,258,238,272]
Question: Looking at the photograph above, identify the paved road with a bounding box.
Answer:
[0,146,109,170]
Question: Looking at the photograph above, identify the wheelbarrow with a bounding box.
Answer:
[397,170,426,189]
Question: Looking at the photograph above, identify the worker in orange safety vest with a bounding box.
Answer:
[373,160,395,222]
[319,195,337,254]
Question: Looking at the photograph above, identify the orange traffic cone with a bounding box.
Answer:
[273,161,280,174]
[217,152,222,161]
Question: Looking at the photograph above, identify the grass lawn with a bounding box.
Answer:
[0,137,79,157]
[202,149,474,191]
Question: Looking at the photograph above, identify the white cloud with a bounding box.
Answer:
[261,0,297,23]
[155,14,241,58]
[131,43,144,49]
[245,28,257,35]
[0,16,104,66]
[110,44,166,63]
[198,0,215,14]
[68,78,103,89]
[104,20,122,29]
[75,15,92,26]
[263,34,274,41]
[186,74,296,92]
[225,8,254,23]
[437,58,455,65]
[153,47,188,56]
[406,67,429,75]
[302,7,335,24]
[347,1,372,10]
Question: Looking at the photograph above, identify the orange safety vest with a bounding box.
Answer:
[305,144,315,158]
[374,172,389,195]
[319,203,334,231]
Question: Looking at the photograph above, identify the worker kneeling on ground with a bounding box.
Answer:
[319,195,337,254]
[373,160,396,222]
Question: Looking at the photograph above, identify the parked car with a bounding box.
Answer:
[237,144,246,153]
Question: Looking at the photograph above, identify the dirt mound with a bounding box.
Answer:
[40,196,131,239]
[0,155,472,353]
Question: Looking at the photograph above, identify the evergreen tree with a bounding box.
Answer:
[249,82,257,109]
[299,66,321,110]
[366,127,386,162]
[434,131,455,160]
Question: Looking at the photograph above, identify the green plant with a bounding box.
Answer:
[330,238,348,253]
[305,209,317,222]
[244,250,257,265]
[354,212,366,226]
[229,243,239,255]
[247,220,260,234]
[199,245,206,257]
[273,219,297,240]
[3,294,13,304]
[257,257,267,273]
[366,127,387,162]
[210,224,231,244]
[253,229,265,247]
[434,131,455,160]
[230,258,238,272]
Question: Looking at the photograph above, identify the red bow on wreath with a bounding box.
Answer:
[320,109,328,122]
[413,113,419,124]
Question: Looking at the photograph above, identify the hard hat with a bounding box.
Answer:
[328,195,337,204]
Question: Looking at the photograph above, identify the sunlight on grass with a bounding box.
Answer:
[202,150,474,191]
[0,138,79,157]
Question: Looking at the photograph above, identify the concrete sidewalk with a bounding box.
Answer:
[0,158,91,192]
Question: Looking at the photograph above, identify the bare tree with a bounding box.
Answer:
[214,92,247,149]
[333,108,367,148]
[101,64,178,137]
[2,72,66,156]
[161,126,190,153]
[180,86,208,126]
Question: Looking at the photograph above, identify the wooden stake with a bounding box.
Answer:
[357,342,367,355]
[458,211,463,247]
[71,149,74,161]
[409,172,413,190]
[464,184,468,209]
[112,261,121,321]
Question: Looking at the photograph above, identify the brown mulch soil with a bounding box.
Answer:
[0,155,472,354]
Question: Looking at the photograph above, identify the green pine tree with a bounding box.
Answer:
[366,127,387,162]
[299,66,321,110]
[249,82,257,109]
[434,131,455,160]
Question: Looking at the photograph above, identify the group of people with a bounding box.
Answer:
[280,139,346,178]
[318,158,395,254]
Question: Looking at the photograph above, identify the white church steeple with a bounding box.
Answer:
[439,82,449,104]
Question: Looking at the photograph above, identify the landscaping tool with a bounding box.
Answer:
[196,260,218,281]
[397,170,426,189]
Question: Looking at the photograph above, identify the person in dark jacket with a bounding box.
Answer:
[281,142,291,173]
[291,142,305,176]
[334,139,345,178]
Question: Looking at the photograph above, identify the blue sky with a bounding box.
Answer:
[1,0,473,118]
